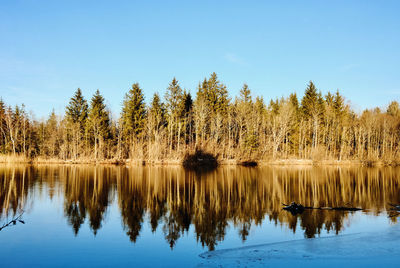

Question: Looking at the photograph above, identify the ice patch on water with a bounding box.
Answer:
[198,223,400,267]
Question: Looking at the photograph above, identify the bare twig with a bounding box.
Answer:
[0,212,25,232]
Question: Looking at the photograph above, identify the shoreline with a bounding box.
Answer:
[0,156,397,167]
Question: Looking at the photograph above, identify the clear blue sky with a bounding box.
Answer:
[1,0,399,119]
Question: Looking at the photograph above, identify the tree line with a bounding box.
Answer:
[1,72,400,163]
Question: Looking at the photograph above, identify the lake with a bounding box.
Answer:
[0,165,399,267]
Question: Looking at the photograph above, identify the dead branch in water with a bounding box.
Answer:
[388,204,400,218]
[0,212,25,232]
[282,202,362,215]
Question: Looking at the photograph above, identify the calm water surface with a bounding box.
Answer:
[0,165,399,267]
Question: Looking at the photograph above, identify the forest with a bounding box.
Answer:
[1,72,400,165]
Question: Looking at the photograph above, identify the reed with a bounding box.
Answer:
[0,154,31,164]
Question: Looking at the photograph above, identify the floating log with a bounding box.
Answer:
[282,202,308,215]
[282,202,362,215]
[328,207,362,211]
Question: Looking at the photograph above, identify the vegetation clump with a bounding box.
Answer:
[182,149,218,169]
[238,160,258,167]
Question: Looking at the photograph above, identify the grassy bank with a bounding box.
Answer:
[1,153,399,167]
[0,154,31,164]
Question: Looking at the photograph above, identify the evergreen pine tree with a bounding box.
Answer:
[333,90,345,118]
[87,90,111,159]
[45,109,59,156]
[237,84,254,149]
[121,83,147,139]
[288,93,300,154]
[182,91,193,117]
[148,93,166,132]
[66,88,88,130]
[206,72,229,116]
[301,81,320,119]
[181,91,194,144]
[193,80,211,145]
[301,81,325,149]
[165,78,188,153]
[65,88,89,158]
[289,93,299,110]
[239,83,252,104]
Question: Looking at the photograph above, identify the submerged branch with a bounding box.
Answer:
[0,212,25,232]
[282,202,362,215]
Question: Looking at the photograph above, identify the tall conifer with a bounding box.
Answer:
[66,88,88,128]
[87,90,111,158]
[121,83,147,139]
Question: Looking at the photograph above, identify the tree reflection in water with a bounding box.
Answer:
[1,165,400,250]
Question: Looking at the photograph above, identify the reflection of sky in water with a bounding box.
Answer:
[0,165,398,267]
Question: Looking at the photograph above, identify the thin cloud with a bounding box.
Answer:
[4,86,62,104]
[384,89,400,96]
[224,52,247,65]
[340,63,359,71]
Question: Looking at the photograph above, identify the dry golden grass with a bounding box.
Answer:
[0,154,31,164]
[0,152,397,167]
